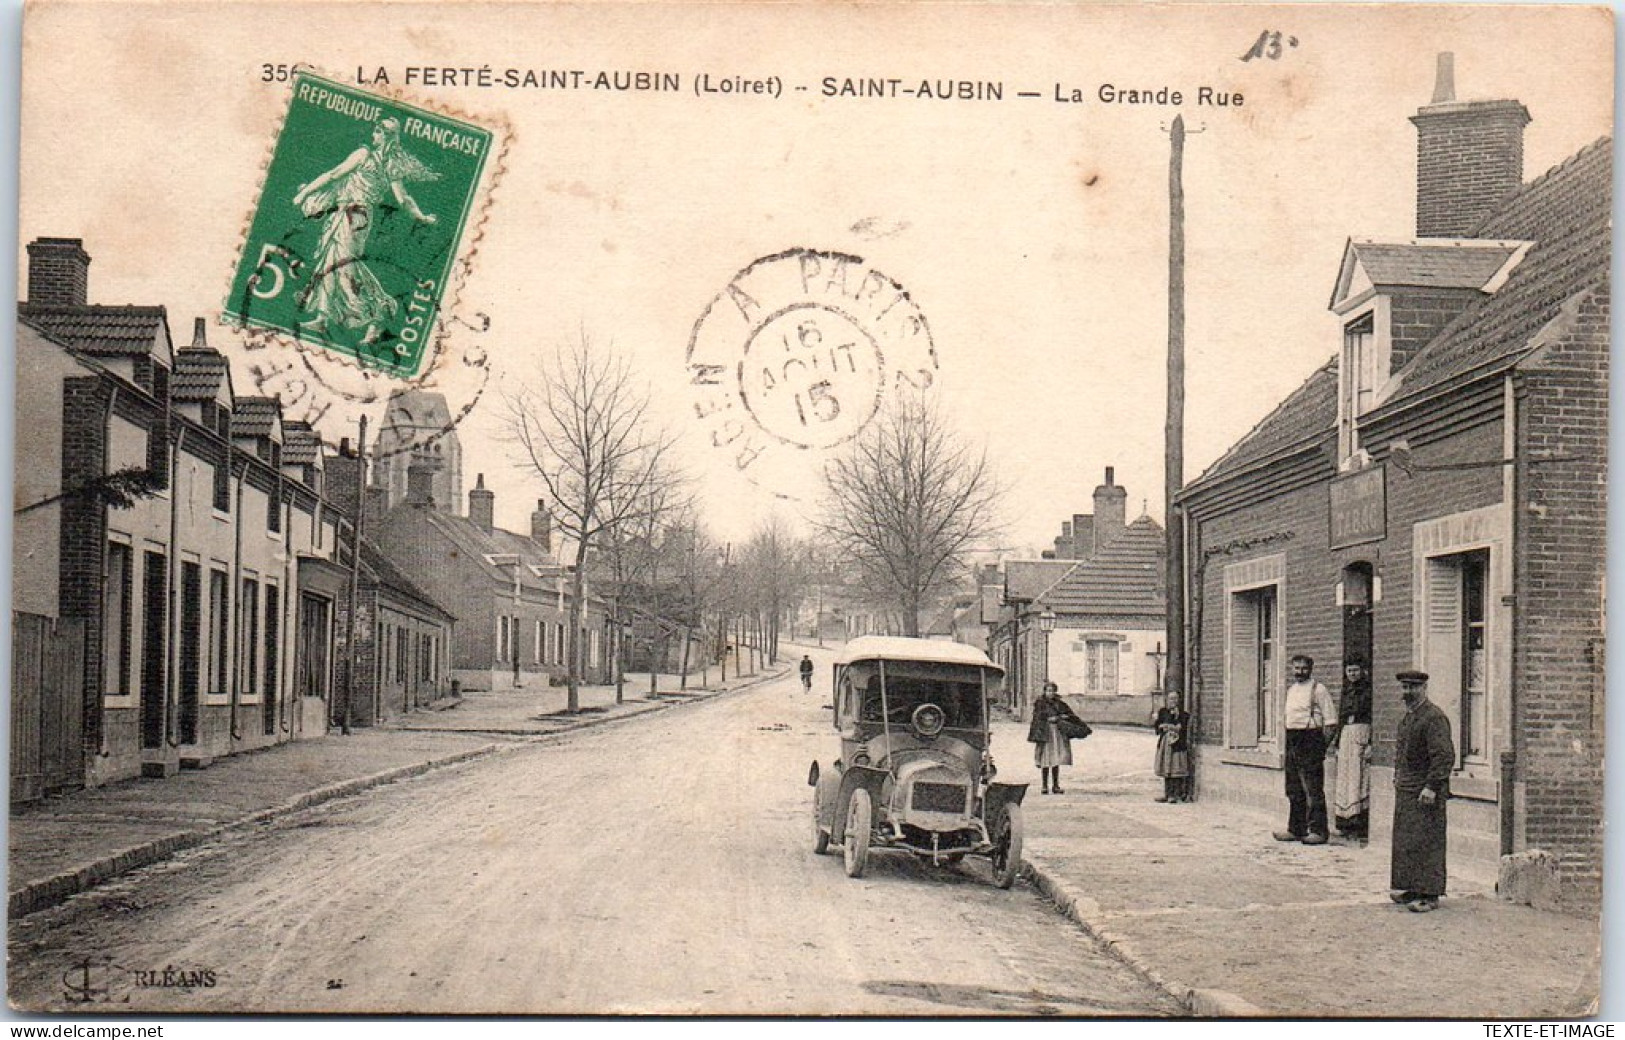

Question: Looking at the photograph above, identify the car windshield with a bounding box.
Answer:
[860,673,984,729]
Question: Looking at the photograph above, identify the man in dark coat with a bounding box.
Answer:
[1390,670,1455,912]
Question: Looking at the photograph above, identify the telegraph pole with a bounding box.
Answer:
[342,414,368,736]
[1165,116,1188,705]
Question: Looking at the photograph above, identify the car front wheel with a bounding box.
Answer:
[991,803,1024,889]
[843,788,872,878]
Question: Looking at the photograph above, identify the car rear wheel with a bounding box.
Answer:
[843,788,872,878]
[991,803,1024,889]
[811,785,830,855]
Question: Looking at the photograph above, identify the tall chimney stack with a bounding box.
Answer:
[26,237,91,307]
[1410,53,1530,238]
[469,473,495,532]
[1092,466,1128,553]
[530,500,552,551]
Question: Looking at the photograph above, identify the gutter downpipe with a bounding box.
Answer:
[165,426,187,751]
[1504,373,1525,857]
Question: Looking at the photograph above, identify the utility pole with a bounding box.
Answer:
[1165,116,1189,736]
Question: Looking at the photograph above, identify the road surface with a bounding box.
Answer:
[10,648,1179,1015]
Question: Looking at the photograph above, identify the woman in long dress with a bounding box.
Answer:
[292,117,438,348]
[1028,681,1086,794]
[1153,690,1191,803]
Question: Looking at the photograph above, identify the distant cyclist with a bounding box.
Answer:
[799,654,814,694]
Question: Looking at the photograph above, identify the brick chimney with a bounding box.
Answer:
[406,461,438,507]
[26,237,90,307]
[1092,466,1127,553]
[1410,53,1530,238]
[189,317,208,349]
[469,473,495,531]
[364,484,390,525]
[530,500,552,551]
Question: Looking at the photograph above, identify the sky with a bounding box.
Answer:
[11,1,1614,558]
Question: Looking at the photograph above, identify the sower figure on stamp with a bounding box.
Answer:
[293,117,438,348]
[1333,659,1373,843]
[1390,670,1455,913]
[1273,654,1338,845]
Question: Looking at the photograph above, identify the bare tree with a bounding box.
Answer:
[819,393,1000,637]
[502,334,681,712]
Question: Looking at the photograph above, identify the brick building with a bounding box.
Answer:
[1177,61,1608,904]
[368,468,613,692]
[11,237,456,797]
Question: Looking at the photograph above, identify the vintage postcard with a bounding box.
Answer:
[7,0,1613,1021]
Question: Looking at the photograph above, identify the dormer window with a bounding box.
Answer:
[1337,306,1387,465]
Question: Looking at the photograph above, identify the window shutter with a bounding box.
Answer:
[1228,594,1261,746]
[1424,558,1463,750]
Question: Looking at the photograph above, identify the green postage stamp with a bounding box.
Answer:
[225,72,493,376]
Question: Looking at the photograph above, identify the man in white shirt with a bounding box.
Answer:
[1273,654,1339,845]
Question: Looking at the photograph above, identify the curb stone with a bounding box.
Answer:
[9,666,793,920]
[1023,851,1264,1018]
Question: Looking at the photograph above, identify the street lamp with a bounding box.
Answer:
[1037,606,1057,712]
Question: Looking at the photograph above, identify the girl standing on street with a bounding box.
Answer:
[1154,690,1192,803]
[1029,682,1087,794]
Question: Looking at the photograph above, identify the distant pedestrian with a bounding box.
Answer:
[1390,671,1455,913]
[1153,690,1191,803]
[1333,659,1373,843]
[1273,654,1337,846]
[1029,682,1088,795]
[799,654,814,694]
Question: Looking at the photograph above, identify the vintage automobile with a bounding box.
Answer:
[808,636,1026,887]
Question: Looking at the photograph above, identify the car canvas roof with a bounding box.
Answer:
[835,636,1002,674]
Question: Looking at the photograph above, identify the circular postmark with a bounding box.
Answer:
[688,248,937,498]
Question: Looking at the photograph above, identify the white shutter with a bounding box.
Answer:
[1424,558,1463,749]
[1227,594,1261,747]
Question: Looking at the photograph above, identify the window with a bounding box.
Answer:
[535,620,544,663]
[1227,584,1279,747]
[240,577,259,698]
[210,569,230,694]
[1084,639,1119,695]
[396,627,410,684]
[213,460,231,514]
[557,622,566,666]
[1424,549,1492,767]
[146,417,170,491]
[498,615,511,663]
[267,487,282,534]
[1339,312,1378,462]
[296,592,332,700]
[104,542,134,697]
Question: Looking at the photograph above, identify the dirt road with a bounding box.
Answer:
[10,654,1178,1015]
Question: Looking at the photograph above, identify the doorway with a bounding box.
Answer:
[1341,562,1374,676]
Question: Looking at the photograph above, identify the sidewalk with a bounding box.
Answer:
[994,718,1601,1018]
[8,668,784,918]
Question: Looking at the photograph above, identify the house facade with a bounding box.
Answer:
[1178,63,1608,905]
[11,237,447,795]
[989,468,1166,719]
[368,466,614,691]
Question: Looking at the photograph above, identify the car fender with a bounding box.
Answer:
[982,781,1029,829]
[831,764,889,844]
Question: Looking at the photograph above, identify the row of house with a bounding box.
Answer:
[11,242,619,802]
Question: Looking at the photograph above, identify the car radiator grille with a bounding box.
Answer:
[911,781,968,813]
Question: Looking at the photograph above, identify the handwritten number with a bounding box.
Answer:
[1240,30,1298,62]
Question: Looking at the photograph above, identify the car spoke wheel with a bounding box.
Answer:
[811,784,830,855]
[843,788,872,878]
[991,802,1024,889]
